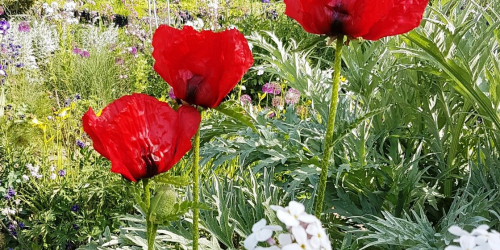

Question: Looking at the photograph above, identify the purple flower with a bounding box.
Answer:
[262,0,270,3]
[285,88,300,105]
[262,82,274,94]
[268,112,275,118]
[115,57,124,65]
[76,139,85,148]
[64,98,71,107]
[81,50,90,58]
[58,170,66,177]
[271,96,283,108]
[8,187,15,196]
[19,222,25,229]
[0,20,10,35]
[74,93,81,100]
[71,204,79,212]
[72,47,82,55]
[271,82,281,95]
[240,94,252,105]
[5,187,15,200]
[72,224,79,230]
[8,223,16,236]
[128,46,137,55]
[18,21,31,32]
[168,88,176,99]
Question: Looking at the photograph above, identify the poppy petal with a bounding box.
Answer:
[173,105,202,164]
[362,0,429,40]
[152,25,253,108]
[82,107,110,159]
[284,0,429,40]
[82,93,201,182]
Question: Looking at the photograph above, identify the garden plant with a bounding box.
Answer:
[1,0,500,250]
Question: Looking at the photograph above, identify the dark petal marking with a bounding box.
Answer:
[185,75,204,104]
[330,3,349,36]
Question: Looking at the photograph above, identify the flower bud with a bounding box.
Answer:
[150,186,177,222]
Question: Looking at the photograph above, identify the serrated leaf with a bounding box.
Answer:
[215,100,257,132]
[405,31,500,130]
[154,173,191,187]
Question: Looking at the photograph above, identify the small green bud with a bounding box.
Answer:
[150,186,177,223]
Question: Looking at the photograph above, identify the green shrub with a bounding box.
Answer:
[1,0,35,14]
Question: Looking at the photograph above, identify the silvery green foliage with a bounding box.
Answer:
[82,25,118,51]
[28,20,59,65]
[80,170,284,250]
[10,23,37,70]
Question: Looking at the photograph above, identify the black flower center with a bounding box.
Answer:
[330,3,349,36]
[141,153,158,178]
[185,74,204,104]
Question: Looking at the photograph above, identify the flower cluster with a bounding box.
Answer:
[4,187,15,200]
[262,82,281,95]
[284,88,300,105]
[240,94,252,105]
[125,24,147,42]
[244,201,331,250]
[0,20,10,35]
[72,47,90,58]
[26,163,43,179]
[18,21,30,33]
[446,225,500,250]
[0,36,24,83]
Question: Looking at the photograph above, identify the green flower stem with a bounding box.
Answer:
[192,116,202,250]
[143,178,155,250]
[315,35,345,218]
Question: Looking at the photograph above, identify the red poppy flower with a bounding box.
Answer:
[284,0,429,40]
[152,25,254,108]
[82,93,201,182]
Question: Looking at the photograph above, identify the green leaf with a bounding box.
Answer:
[405,31,500,129]
[215,100,257,132]
[154,173,191,187]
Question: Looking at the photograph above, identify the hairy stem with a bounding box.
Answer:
[315,35,345,218]
[143,179,154,250]
[192,121,201,250]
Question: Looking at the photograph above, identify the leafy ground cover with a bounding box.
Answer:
[1,0,500,249]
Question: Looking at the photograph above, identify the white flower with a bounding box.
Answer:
[50,2,58,9]
[445,234,483,250]
[42,2,49,9]
[447,225,500,250]
[193,18,204,30]
[1,207,16,215]
[22,175,29,181]
[244,219,282,250]
[255,247,281,250]
[45,7,54,15]
[278,233,293,245]
[63,1,76,11]
[50,166,56,172]
[255,66,264,76]
[306,223,331,250]
[26,163,35,172]
[282,226,313,250]
[50,173,57,180]
[449,226,471,237]
[272,201,317,228]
